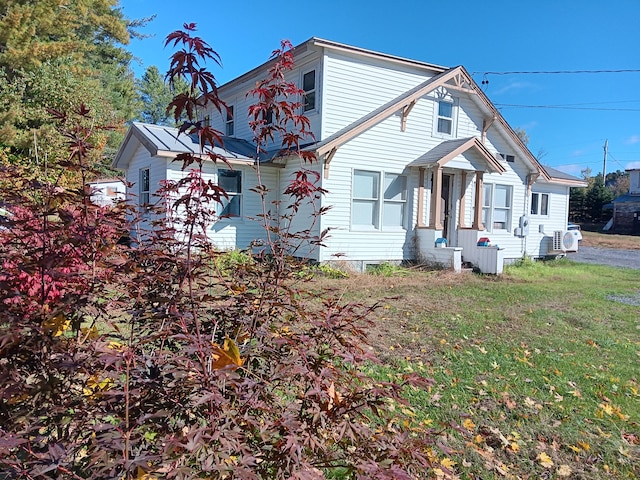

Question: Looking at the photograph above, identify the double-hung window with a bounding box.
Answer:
[383,173,407,228]
[352,170,406,230]
[225,106,234,136]
[531,192,549,216]
[302,69,316,112]
[139,167,150,210]
[217,168,242,218]
[481,183,512,231]
[437,100,453,135]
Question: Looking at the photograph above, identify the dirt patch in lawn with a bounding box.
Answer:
[581,230,640,250]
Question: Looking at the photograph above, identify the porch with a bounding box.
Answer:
[409,137,507,274]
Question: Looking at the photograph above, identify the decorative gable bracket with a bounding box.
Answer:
[400,100,416,132]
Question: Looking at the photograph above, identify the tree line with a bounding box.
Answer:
[0,0,183,183]
[569,168,628,224]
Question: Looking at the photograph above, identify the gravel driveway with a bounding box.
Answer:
[566,246,640,270]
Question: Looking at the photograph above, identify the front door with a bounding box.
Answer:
[441,174,452,240]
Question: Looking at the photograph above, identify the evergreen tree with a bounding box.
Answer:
[0,0,144,177]
[136,66,189,125]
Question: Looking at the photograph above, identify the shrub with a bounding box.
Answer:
[0,25,441,479]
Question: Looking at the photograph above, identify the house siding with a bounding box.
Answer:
[165,160,280,251]
[322,51,435,139]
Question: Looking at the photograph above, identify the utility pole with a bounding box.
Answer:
[603,139,608,184]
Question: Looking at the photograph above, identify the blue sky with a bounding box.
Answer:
[121,0,640,176]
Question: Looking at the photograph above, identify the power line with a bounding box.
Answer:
[472,69,640,76]
[495,103,640,112]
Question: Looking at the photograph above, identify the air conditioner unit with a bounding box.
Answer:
[550,230,579,254]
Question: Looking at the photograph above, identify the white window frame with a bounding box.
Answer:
[225,105,234,136]
[531,192,549,216]
[351,169,407,231]
[434,96,458,137]
[139,167,150,210]
[301,69,317,113]
[217,168,242,220]
[479,183,512,232]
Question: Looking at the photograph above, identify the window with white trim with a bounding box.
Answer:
[481,183,512,231]
[436,100,453,134]
[225,105,234,136]
[352,170,407,230]
[217,169,242,218]
[139,167,150,209]
[531,192,549,216]
[383,173,407,228]
[302,69,316,112]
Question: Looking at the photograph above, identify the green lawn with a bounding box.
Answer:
[316,260,640,479]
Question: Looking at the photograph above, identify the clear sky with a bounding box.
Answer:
[120,0,640,177]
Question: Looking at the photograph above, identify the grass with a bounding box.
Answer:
[311,260,640,479]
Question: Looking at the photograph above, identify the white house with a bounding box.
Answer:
[113,38,586,272]
[87,178,126,207]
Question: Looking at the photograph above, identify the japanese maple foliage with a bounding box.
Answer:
[0,24,442,479]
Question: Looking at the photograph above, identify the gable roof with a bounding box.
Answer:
[540,165,588,186]
[112,123,256,169]
[309,67,467,158]
[408,137,506,174]
[302,64,555,181]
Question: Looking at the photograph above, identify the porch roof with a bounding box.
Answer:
[408,137,506,173]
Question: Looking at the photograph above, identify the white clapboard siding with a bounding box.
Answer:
[164,161,279,251]
[526,183,571,257]
[322,51,434,138]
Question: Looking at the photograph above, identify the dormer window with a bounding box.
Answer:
[500,153,515,163]
[437,100,453,135]
[225,106,234,136]
[302,69,316,112]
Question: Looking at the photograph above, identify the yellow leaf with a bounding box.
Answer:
[599,403,614,416]
[462,418,476,431]
[42,314,70,337]
[557,464,572,477]
[509,442,520,453]
[537,452,554,468]
[568,444,581,453]
[577,441,590,451]
[211,337,244,370]
[136,466,157,480]
[81,326,99,340]
[83,375,113,398]
[440,457,456,469]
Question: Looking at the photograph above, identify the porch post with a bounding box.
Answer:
[417,168,426,227]
[472,171,484,230]
[459,171,468,228]
[430,163,443,230]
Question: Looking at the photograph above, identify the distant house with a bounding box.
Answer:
[611,169,640,234]
[113,38,586,272]
[87,178,126,207]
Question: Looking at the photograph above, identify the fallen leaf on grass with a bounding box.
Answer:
[537,452,554,468]
[557,464,572,477]
[462,418,476,431]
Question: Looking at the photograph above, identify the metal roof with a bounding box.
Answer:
[612,194,640,203]
[132,123,256,160]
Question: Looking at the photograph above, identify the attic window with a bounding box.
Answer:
[436,101,453,134]
[302,70,316,112]
[225,106,234,136]
[500,153,515,163]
